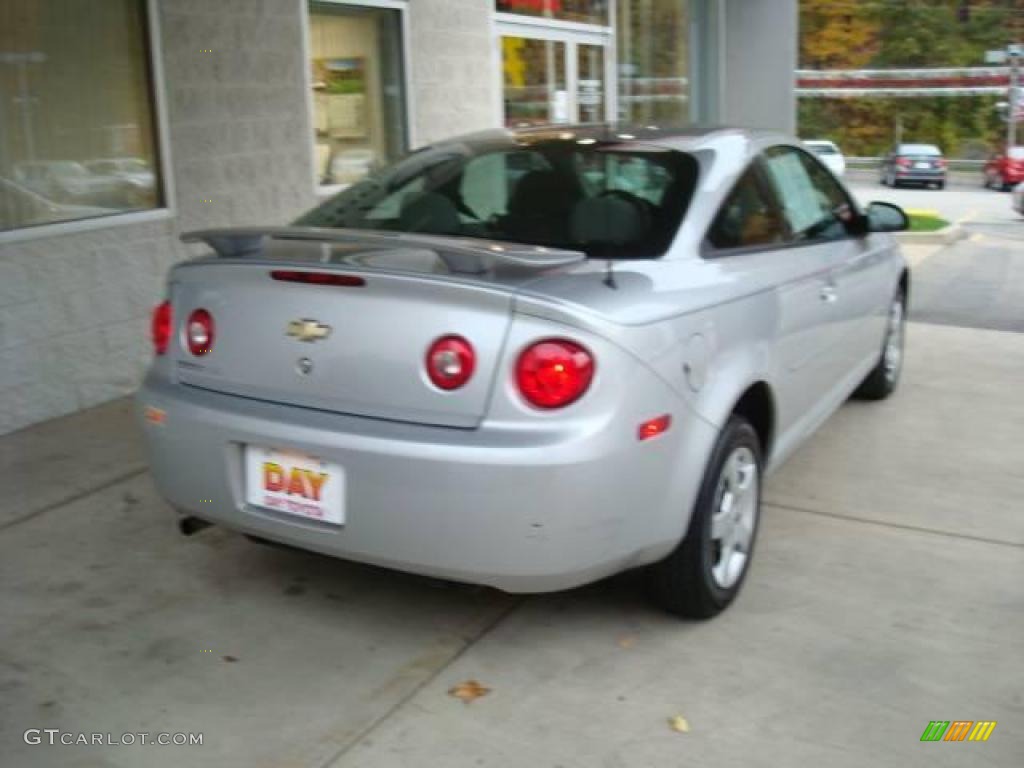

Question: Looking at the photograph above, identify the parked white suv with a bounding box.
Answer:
[804,140,846,177]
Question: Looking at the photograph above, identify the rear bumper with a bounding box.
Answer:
[137,373,716,593]
[894,170,945,182]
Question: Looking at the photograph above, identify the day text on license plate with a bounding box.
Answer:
[244,446,345,525]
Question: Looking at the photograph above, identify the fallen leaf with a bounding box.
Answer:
[617,636,636,649]
[448,680,490,703]
[668,715,690,733]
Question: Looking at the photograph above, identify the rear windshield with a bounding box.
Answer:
[295,136,698,259]
[1008,147,1024,160]
[899,144,941,156]
[806,142,839,155]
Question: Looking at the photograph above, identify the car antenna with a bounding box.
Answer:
[603,258,618,289]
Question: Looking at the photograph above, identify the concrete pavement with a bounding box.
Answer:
[908,233,1024,333]
[2,315,1022,767]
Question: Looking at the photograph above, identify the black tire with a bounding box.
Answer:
[649,416,762,619]
[854,289,906,400]
[937,181,945,190]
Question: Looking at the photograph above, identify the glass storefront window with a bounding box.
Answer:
[616,0,689,125]
[308,2,408,188]
[496,1,609,26]
[0,0,162,233]
[502,37,568,127]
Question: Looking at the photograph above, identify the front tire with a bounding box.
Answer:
[649,417,762,619]
[854,290,906,400]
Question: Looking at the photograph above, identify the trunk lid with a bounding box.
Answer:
[170,229,584,428]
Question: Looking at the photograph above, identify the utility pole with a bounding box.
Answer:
[1009,45,1021,149]
[985,43,1023,149]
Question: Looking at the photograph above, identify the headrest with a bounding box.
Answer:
[569,194,647,246]
[508,170,581,215]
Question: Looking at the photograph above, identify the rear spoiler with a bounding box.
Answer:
[180,226,585,275]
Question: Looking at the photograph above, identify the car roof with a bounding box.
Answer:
[437,123,796,164]
[513,122,787,146]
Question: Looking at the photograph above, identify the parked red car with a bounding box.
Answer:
[983,147,1024,191]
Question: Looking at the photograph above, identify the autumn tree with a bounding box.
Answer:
[798,0,1024,157]
[800,0,879,68]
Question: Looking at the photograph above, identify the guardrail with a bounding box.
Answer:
[845,156,986,172]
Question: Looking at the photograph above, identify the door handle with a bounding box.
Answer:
[820,284,838,303]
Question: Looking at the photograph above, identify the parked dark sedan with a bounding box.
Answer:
[880,144,946,189]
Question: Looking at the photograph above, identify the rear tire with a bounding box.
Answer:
[854,290,906,400]
[649,417,762,619]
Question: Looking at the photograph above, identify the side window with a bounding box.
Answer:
[763,146,854,242]
[707,166,787,251]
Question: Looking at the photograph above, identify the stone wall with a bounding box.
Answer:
[408,0,498,145]
[0,0,317,435]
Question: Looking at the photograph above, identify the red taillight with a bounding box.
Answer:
[151,300,172,356]
[896,157,912,168]
[271,270,365,287]
[937,158,948,169]
[516,339,594,409]
[186,308,215,356]
[426,335,475,390]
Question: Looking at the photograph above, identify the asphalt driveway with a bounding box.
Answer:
[2,316,1023,767]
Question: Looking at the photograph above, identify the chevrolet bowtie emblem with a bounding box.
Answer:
[286,319,332,343]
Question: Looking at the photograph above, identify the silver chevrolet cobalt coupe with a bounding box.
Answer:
[138,126,909,618]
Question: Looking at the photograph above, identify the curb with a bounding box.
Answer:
[894,223,966,246]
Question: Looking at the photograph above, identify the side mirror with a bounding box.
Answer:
[865,201,909,233]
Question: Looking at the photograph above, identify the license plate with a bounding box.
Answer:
[914,162,931,169]
[244,445,345,525]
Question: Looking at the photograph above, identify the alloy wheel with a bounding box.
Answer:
[708,446,759,589]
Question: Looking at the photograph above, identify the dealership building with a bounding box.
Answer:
[0,0,797,435]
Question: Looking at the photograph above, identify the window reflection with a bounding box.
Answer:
[617,0,689,124]
[0,0,161,232]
